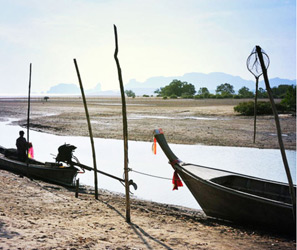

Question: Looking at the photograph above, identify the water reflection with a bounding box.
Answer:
[0,119,295,210]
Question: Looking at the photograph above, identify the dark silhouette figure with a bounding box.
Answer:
[16,131,28,162]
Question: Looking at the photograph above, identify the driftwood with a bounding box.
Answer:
[74,59,99,200]
[113,24,131,223]
[255,45,296,220]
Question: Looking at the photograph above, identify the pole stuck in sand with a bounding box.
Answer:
[74,58,99,200]
[255,45,296,220]
[113,24,131,223]
[26,63,32,177]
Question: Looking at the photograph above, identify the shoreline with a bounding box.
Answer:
[2,116,296,152]
[0,169,295,249]
[1,116,295,214]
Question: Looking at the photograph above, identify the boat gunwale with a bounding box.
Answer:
[0,152,78,187]
[181,162,295,187]
[0,152,75,171]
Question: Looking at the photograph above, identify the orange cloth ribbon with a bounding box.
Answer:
[152,137,157,155]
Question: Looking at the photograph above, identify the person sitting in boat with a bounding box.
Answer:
[16,130,28,162]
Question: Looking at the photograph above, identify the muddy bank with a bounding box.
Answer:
[0,97,295,150]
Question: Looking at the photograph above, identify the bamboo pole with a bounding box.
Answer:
[256,45,296,220]
[26,63,32,176]
[253,76,259,143]
[74,59,99,200]
[113,24,131,223]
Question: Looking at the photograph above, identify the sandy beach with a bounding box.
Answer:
[0,170,295,250]
[0,97,296,249]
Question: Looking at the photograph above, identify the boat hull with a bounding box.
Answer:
[154,129,296,233]
[0,154,78,187]
[177,165,295,232]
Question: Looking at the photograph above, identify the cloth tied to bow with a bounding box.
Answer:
[172,170,183,190]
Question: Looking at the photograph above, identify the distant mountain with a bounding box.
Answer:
[47,83,105,95]
[265,77,296,87]
[46,73,296,96]
[47,83,80,94]
[125,72,296,95]
[85,83,102,95]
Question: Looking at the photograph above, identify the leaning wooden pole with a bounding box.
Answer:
[113,24,131,223]
[253,76,259,143]
[74,59,99,200]
[26,63,32,175]
[256,45,296,219]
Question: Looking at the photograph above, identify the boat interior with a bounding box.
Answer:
[210,175,295,204]
[0,146,43,165]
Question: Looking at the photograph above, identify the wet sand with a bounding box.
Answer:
[0,97,296,149]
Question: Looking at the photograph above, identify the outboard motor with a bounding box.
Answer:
[56,144,77,164]
[55,143,137,190]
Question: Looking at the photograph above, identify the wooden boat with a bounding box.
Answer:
[0,146,78,187]
[154,129,296,232]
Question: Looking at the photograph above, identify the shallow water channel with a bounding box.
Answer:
[1,119,296,210]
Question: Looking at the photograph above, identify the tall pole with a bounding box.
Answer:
[253,76,259,143]
[256,45,296,219]
[26,63,32,175]
[74,59,99,200]
[113,24,131,223]
[27,63,32,151]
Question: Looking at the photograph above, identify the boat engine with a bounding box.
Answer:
[56,144,77,164]
[55,143,137,190]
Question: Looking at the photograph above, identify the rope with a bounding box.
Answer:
[131,169,171,180]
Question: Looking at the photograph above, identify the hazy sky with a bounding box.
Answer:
[0,0,296,94]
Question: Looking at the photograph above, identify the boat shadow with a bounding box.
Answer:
[194,215,296,240]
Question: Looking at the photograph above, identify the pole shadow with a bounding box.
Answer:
[98,198,174,250]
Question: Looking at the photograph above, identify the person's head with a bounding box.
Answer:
[19,131,24,137]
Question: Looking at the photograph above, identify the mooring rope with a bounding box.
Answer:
[130,169,171,180]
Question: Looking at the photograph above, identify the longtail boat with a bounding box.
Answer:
[0,144,137,189]
[154,129,296,233]
[0,146,78,187]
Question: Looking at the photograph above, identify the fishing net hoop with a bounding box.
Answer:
[247,46,270,78]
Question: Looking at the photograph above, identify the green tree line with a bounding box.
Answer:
[125,79,295,113]
[153,79,295,113]
[234,85,296,115]
[154,79,295,100]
